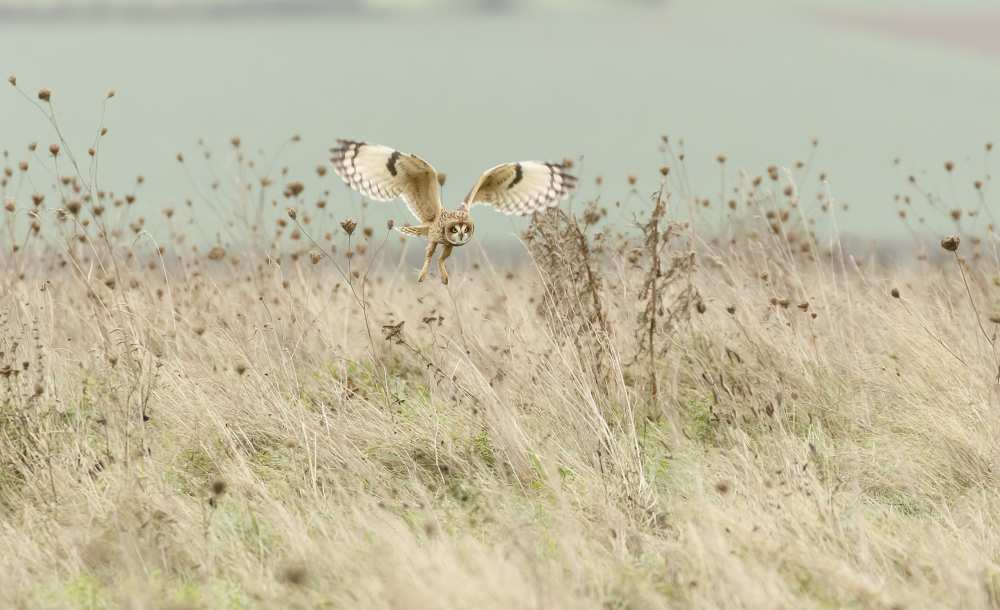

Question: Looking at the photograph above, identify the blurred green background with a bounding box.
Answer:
[1,0,998,244]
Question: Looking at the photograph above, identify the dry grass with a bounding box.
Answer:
[2,81,1000,609]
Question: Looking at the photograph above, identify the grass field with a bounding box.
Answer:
[2,83,1000,609]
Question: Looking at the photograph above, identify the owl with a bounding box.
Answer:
[330,139,577,284]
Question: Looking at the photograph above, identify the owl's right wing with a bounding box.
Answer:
[330,139,442,224]
[460,161,577,216]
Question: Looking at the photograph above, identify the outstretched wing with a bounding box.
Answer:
[330,139,441,223]
[461,161,577,216]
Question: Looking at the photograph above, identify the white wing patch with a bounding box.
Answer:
[462,161,577,216]
[329,139,442,223]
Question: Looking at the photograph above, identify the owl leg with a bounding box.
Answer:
[418,241,438,283]
[438,244,453,285]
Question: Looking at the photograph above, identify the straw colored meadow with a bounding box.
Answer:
[2,80,1000,610]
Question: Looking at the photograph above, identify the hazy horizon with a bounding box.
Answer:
[2,0,999,248]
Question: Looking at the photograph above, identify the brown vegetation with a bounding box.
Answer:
[2,80,1000,609]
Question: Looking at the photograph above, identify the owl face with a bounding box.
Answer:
[444,221,474,246]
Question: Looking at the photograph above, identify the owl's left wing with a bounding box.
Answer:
[329,139,442,224]
[460,161,577,216]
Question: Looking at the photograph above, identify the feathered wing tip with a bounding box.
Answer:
[329,139,400,202]
[462,160,578,216]
[539,161,578,207]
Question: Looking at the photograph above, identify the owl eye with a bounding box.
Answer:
[450,227,458,233]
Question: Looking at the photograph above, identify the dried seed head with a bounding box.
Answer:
[37,89,51,102]
[437,173,446,187]
[659,165,670,176]
[716,153,727,164]
[627,174,637,186]
[279,563,309,587]
[940,235,960,252]
[989,313,1000,324]
[386,219,395,230]
[210,479,227,496]
[944,160,955,173]
[286,207,297,220]
[48,143,60,157]
[7,75,15,86]
[106,89,116,99]
[714,480,732,495]
[284,181,304,198]
[207,246,226,261]
[340,218,357,236]
[890,288,900,298]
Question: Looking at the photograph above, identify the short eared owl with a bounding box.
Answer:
[330,139,577,284]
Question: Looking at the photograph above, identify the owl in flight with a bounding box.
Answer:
[330,139,577,284]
